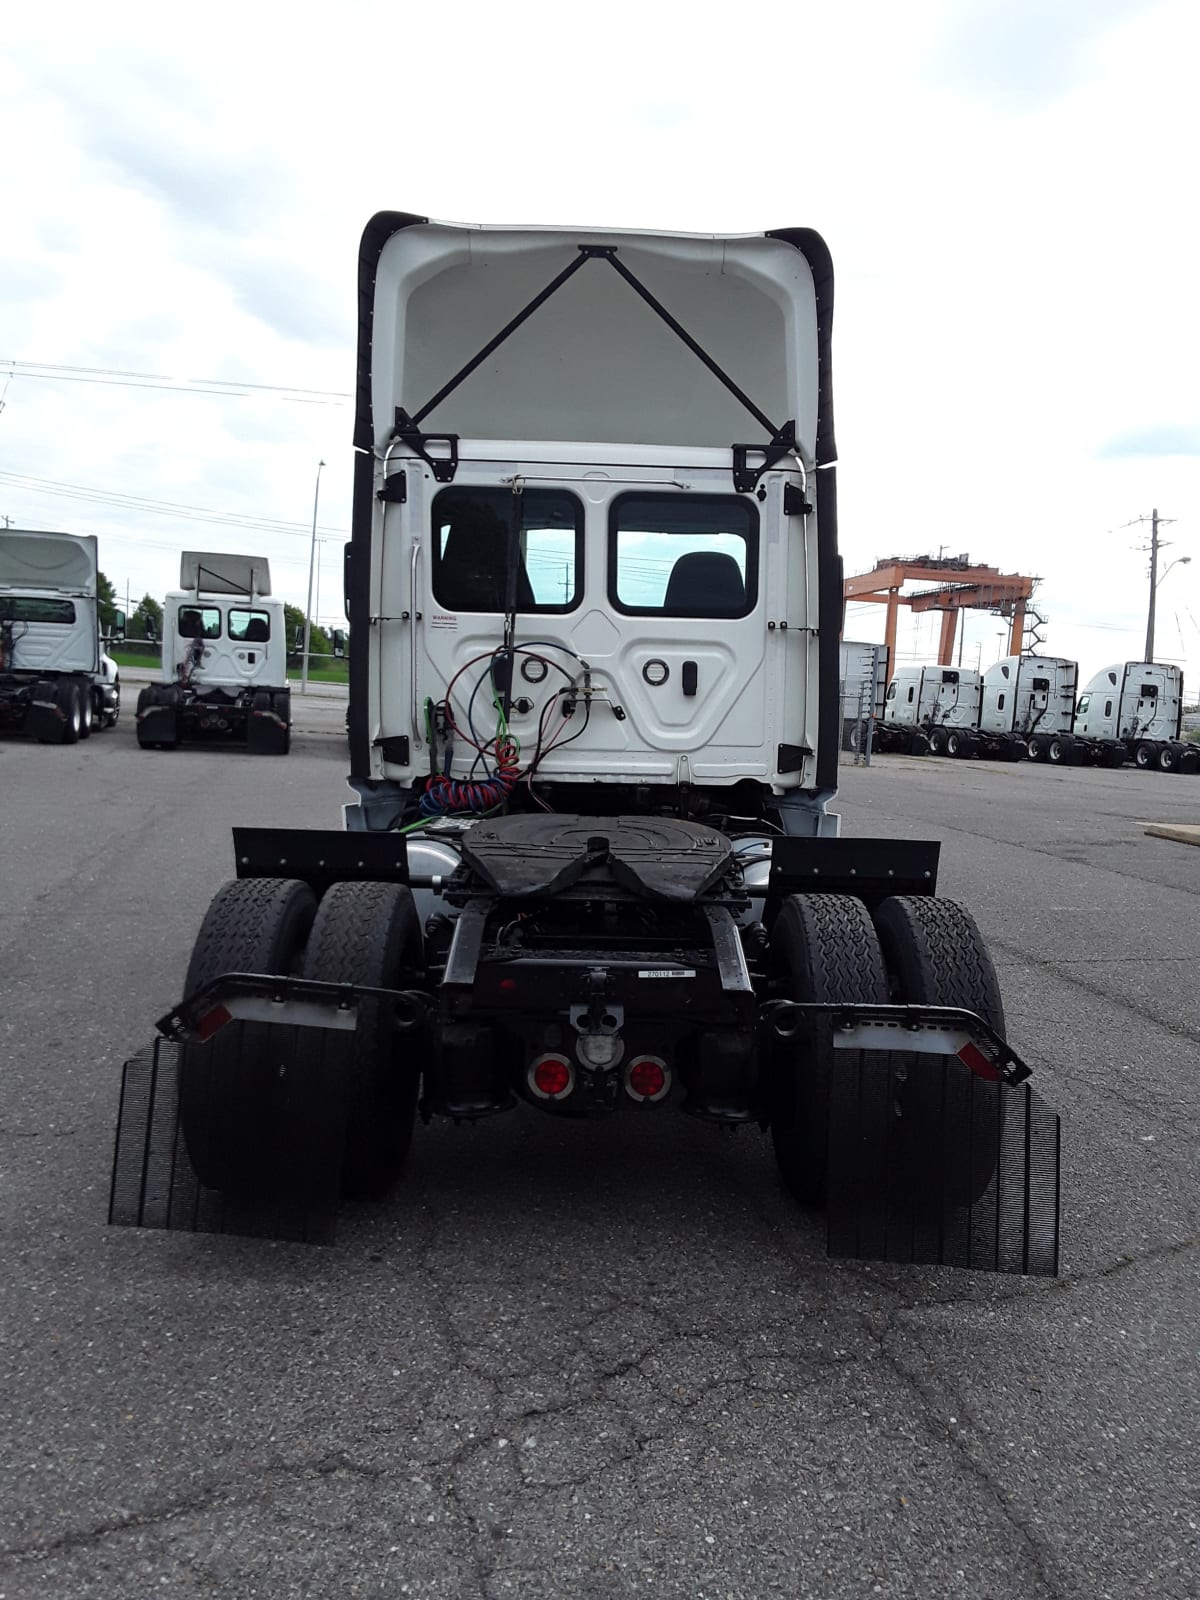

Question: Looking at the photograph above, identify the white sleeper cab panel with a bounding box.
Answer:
[981,656,1078,736]
[0,529,101,675]
[1075,662,1183,742]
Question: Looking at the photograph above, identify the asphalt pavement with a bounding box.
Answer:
[1,708,1197,1599]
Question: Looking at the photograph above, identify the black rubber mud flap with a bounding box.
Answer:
[109,1039,343,1244]
[825,1047,1060,1276]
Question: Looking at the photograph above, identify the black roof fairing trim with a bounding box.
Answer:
[763,227,836,468]
[354,211,429,453]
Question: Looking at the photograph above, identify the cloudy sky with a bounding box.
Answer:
[2,0,1197,684]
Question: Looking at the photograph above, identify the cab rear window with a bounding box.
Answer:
[178,607,222,639]
[0,597,76,624]
[608,494,757,618]
[228,609,271,642]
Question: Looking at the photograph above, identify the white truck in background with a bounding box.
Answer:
[136,552,291,754]
[876,664,980,755]
[1029,661,1197,773]
[838,639,886,751]
[0,529,122,743]
[874,652,1196,773]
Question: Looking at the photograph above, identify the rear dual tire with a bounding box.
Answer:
[33,678,86,744]
[136,684,179,749]
[768,892,1005,1209]
[179,878,318,1197]
[247,689,291,755]
[768,895,888,1205]
[178,877,421,1203]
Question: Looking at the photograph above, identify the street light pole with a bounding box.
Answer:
[301,459,325,694]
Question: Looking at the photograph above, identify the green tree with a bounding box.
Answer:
[96,571,119,633]
[282,603,331,661]
[129,593,164,642]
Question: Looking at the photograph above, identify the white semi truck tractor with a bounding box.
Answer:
[1036,661,1197,773]
[0,529,122,743]
[135,553,291,754]
[109,214,1059,1275]
[877,665,981,755]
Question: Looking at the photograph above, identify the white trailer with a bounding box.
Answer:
[136,553,291,754]
[0,529,122,743]
[839,639,886,751]
[1034,661,1198,773]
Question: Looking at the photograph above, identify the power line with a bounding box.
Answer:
[1,358,350,405]
[0,470,349,539]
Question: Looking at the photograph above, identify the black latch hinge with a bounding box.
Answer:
[783,483,813,516]
[391,409,459,483]
[732,421,798,493]
[375,735,411,765]
[776,742,813,773]
[378,470,407,503]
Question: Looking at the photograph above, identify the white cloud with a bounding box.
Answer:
[0,0,1195,676]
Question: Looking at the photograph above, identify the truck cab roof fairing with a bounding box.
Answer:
[0,530,99,595]
[353,215,836,466]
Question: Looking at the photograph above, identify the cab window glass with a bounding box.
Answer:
[1077,695,1090,715]
[0,596,76,624]
[609,494,757,617]
[228,609,271,642]
[178,607,221,639]
[432,487,583,613]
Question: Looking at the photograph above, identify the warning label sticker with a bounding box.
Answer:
[430,613,458,630]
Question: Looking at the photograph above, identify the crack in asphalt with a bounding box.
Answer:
[864,1309,1065,1599]
[0,1450,384,1567]
[993,939,1200,1049]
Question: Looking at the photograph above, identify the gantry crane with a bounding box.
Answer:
[843,554,1039,673]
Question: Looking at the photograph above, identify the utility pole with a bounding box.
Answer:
[1132,507,1177,662]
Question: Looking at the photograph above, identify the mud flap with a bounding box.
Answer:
[825,1039,1060,1276]
[108,1038,344,1244]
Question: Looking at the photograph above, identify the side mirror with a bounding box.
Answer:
[343,543,352,622]
[146,620,157,644]
[109,610,126,642]
[331,628,347,659]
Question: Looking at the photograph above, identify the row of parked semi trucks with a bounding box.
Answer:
[0,531,297,754]
[840,641,1199,774]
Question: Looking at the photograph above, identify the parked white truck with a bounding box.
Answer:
[839,639,886,751]
[0,529,122,743]
[877,664,980,755]
[135,552,291,754]
[1028,660,1197,773]
[109,213,1060,1276]
[908,656,1081,768]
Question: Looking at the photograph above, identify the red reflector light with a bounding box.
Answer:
[530,1054,573,1099]
[196,1004,233,1042]
[499,978,517,991]
[626,1057,668,1102]
[957,1041,1000,1082]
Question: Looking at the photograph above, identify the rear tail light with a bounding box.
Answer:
[529,1053,574,1100]
[625,1056,670,1103]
